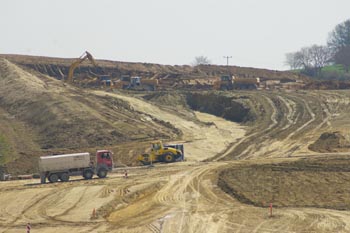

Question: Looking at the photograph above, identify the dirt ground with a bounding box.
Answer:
[219,155,350,210]
[3,57,350,232]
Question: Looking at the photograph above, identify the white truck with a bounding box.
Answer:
[39,150,113,184]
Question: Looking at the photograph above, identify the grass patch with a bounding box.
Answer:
[322,64,346,73]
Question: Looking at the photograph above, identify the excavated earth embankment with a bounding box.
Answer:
[0,54,307,86]
[219,155,350,210]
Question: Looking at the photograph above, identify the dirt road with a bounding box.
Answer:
[3,158,350,233]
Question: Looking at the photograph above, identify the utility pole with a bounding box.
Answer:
[223,56,232,66]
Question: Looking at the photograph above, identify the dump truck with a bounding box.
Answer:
[39,150,113,184]
[137,141,184,165]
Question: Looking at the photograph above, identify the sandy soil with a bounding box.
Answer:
[3,63,350,232]
[93,91,246,161]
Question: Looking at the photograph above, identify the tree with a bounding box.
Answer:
[192,56,211,66]
[328,19,350,53]
[334,45,350,72]
[285,52,302,70]
[285,45,332,76]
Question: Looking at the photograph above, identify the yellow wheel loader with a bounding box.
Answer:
[137,141,184,165]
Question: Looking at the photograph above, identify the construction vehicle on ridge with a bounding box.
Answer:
[114,75,158,91]
[137,141,184,165]
[66,51,97,83]
[213,75,234,90]
[213,75,260,90]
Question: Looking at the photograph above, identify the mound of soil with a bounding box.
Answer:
[0,58,181,172]
[308,131,350,153]
[218,156,350,210]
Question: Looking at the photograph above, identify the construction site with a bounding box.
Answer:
[2,52,350,233]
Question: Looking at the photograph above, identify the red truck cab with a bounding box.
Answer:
[96,150,113,171]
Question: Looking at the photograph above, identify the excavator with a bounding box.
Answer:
[66,51,98,83]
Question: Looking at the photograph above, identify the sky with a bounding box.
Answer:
[0,0,349,70]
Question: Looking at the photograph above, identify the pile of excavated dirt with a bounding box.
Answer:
[218,156,350,210]
[0,58,252,172]
[0,58,181,171]
[308,131,350,153]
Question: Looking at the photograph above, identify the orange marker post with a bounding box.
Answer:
[269,203,273,217]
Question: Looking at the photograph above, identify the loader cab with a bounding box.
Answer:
[221,75,233,82]
[151,142,162,151]
[96,150,113,171]
[131,76,141,87]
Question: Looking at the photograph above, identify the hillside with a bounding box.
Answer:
[0,54,308,86]
[0,58,180,172]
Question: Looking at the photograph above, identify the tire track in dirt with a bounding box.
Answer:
[216,94,279,160]
[214,92,328,160]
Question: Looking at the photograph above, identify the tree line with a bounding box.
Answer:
[285,19,350,79]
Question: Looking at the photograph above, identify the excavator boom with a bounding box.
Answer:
[67,51,97,83]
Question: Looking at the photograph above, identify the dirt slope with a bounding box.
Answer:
[0,58,180,171]
[0,58,248,172]
[93,91,246,161]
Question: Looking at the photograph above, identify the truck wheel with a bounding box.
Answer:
[48,173,59,183]
[60,173,70,182]
[97,168,107,178]
[163,153,175,163]
[83,169,93,179]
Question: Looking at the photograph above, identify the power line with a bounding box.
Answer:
[223,56,232,66]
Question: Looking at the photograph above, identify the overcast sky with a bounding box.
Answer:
[0,0,349,70]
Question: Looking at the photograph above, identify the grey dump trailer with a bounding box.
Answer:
[39,150,113,184]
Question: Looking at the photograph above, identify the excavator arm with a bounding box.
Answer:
[67,51,97,83]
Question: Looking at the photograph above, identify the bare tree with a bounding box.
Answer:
[192,56,211,66]
[309,45,332,72]
[285,45,332,76]
[285,52,301,69]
